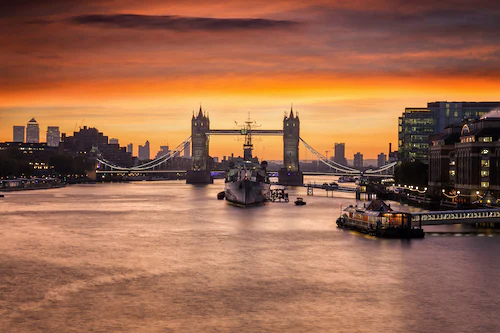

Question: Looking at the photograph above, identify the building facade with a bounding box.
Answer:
[46,126,60,147]
[353,152,363,168]
[398,108,435,163]
[109,138,119,145]
[138,141,151,161]
[428,111,500,204]
[61,126,133,167]
[398,102,500,163]
[155,145,170,159]
[377,153,386,168]
[26,118,40,143]
[13,126,25,142]
[334,143,347,166]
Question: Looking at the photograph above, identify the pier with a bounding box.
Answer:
[411,208,500,226]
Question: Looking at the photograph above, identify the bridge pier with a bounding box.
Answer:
[278,170,303,186]
[186,170,213,184]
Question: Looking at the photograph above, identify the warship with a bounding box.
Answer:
[224,118,270,206]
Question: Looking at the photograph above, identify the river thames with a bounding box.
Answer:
[1,178,500,332]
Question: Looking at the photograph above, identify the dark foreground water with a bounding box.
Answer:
[1,179,500,332]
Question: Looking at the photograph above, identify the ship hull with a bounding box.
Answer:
[225,180,270,206]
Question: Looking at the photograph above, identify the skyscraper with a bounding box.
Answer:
[377,153,386,168]
[109,138,119,145]
[46,126,60,147]
[13,126,24,142]
[138,140,150,161]
[126,143,133,155]
[334,143,347,165]
[353,152,363,168]
[26,118,40,143]
[155,145,170,159]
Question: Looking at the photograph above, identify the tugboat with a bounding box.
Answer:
[224,117,270,206]
[336,199,425,239]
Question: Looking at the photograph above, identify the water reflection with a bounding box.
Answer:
[1,178,500,332]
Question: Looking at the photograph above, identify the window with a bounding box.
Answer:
[481,170,489,177]
[479,137,493,142]
[449,161,456,166]
[481,149,490,155]
[481,182,489,188]
[449,170,456,176]
[481,160,490,168]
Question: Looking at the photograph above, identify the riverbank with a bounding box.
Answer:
[0,183,66,192]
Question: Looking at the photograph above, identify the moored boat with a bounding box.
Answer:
[336,199,425,239]
[223,116,271,207]
[224,160,270,206]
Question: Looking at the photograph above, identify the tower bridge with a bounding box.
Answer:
[187,107,302,185]
[95,106,396,185]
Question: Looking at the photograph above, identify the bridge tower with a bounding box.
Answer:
[186,106,213,184]
[278,108,303,185]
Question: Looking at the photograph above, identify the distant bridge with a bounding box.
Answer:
[95,109,396,183]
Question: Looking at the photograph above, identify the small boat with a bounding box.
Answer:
[294,197,306,206]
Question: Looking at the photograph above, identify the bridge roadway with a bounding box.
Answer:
[96,170,390,178]
[207,129,283,135]
[412,209,500,225]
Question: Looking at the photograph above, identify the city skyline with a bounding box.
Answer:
[2,1,500,159]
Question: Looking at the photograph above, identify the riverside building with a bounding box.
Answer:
[428,110,500,204]
[398,102,500,163]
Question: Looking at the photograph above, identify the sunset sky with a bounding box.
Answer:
[1,0,500,161]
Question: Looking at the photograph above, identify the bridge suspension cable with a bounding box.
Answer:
[299,137,361,174]
[96,136,191,171]
[364,161,397,174]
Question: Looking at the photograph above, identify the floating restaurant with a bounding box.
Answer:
[336,200,425,239]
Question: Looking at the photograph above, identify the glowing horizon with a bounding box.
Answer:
[2,0,500,160]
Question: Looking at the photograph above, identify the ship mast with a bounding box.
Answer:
[235,113,260,161]
[243,118,253,160]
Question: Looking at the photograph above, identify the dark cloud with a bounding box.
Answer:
[329,7,500,38]
[69,14,300,32]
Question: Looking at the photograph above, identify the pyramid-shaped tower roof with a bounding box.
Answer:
[28,118,37,123]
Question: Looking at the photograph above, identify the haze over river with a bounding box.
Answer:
[1,177,500,332]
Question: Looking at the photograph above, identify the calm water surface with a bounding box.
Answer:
[1,178,500,332]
